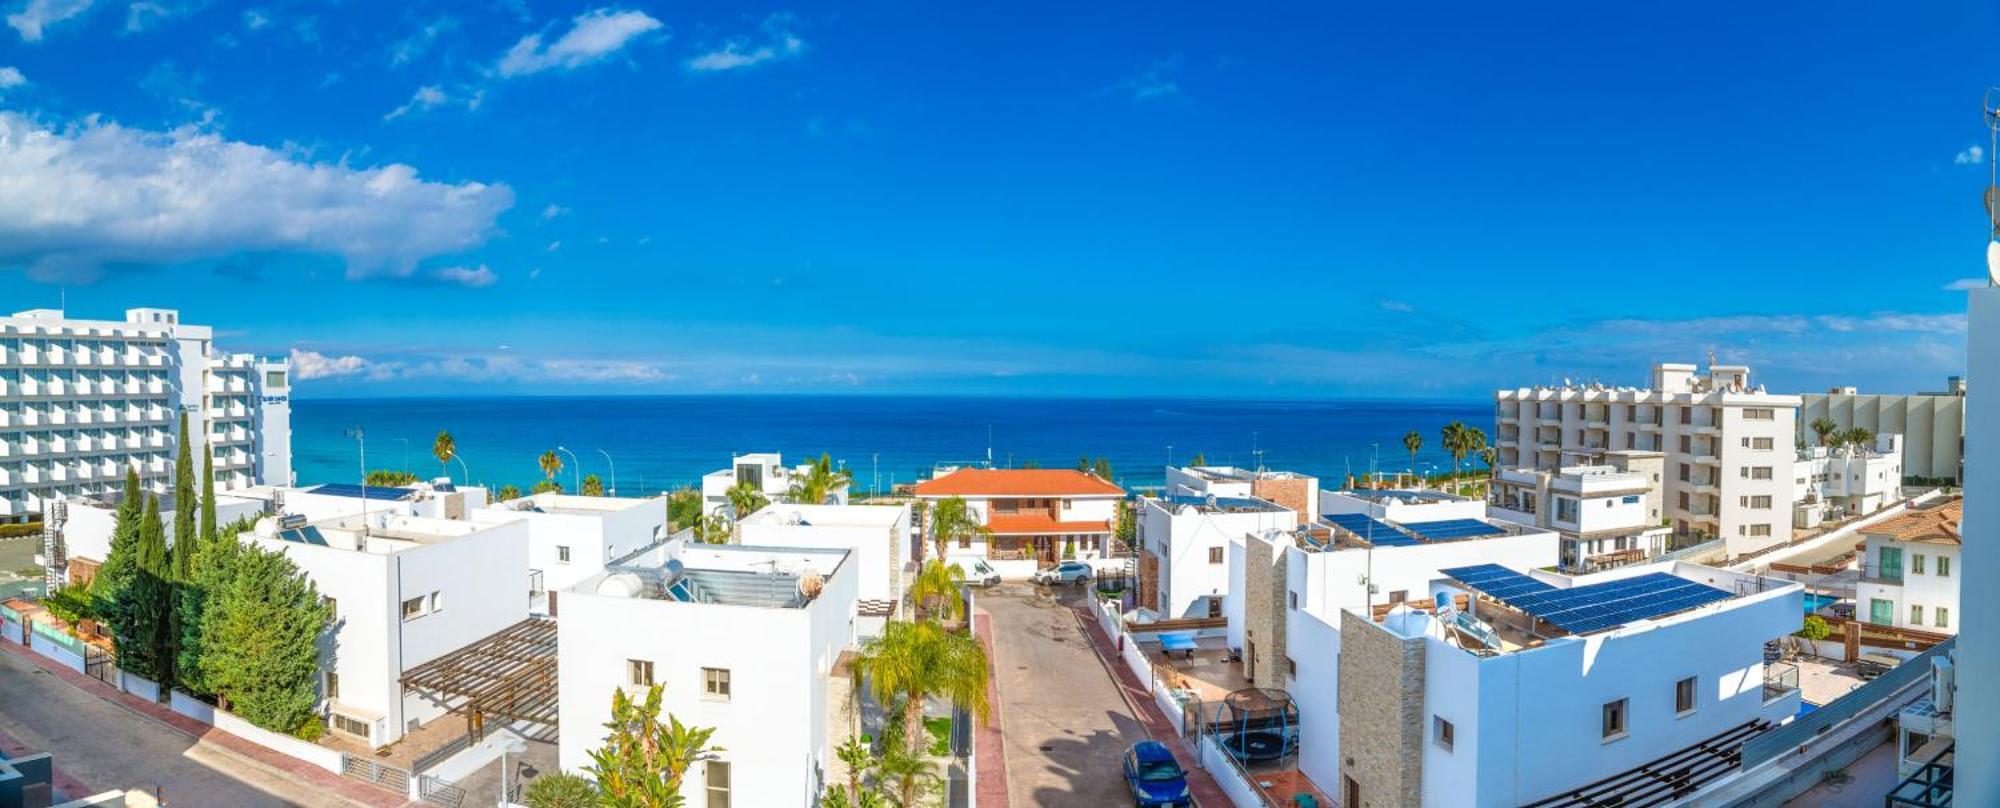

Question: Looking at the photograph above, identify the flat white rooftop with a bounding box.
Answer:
[738,503,904,529]
[496,492,658,516]
[259,512,493,554]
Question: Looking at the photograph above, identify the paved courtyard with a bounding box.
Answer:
[0,643,369,807]
[981,581,1151,807]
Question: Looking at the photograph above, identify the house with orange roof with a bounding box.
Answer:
[912,468,1124,578]
[1856,496,1962,634]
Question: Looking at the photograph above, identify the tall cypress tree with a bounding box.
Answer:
[178,444,222,695]
[114,493,174,683]
[206,545,330,733]
[91,468,145,608]
[172,411,197,574]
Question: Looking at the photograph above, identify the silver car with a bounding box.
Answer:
[1032,561,1092,585]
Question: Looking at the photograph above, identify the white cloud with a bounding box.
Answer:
[430,264,497,288]
[123,0,197,33]
[289,349,371,380]
[1956,145,1984,165]
[240,7,267,30]
[384,84,448,120]
[0,67,24,90]
[0,111,514,282]
[8,0,93,41]
[545,240,561,252]
[496,8,663,77]
[686,13,805,73]
[390,16,457,66]
[1378,299,1414,313]
[1113,57,1184,102]
[540,203,568,219]
[1944,278,1987,291]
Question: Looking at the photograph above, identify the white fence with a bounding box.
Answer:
[28,632,84,673]
[1194,733,1266,808]
[103,679,348,774]
[121,671,160,703]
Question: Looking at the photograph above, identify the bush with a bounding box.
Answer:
[523,772,601,808]
[1797,615,1831,642]
[0,522,44,539]
[292,716,325,742]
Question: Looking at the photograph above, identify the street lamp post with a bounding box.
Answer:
[345,427,368,536]
[556,446,581,493]
[597,449,617,496]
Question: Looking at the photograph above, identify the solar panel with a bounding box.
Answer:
[310,483,415,501]
[1322,513,1419,546]
[1443,567,1733,635]
[1401,519,1505,541]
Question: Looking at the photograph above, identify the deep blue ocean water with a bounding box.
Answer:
[292,396,1490,497]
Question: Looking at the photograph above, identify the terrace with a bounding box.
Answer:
[1309,514,1525,551]
[1435,563,1742,653]
[593,543,849,609]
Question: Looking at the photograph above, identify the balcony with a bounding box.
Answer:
[1762,661,1799,703]
[1860,562,1904,586]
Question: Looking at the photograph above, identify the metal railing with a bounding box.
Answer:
[340,756,411,793]
[417,774,467,808]
[1762,661,1799,702]
[1739,639,1952,769]
[1886,742,1954,807]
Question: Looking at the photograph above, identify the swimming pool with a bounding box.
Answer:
[1803,593,1841,612]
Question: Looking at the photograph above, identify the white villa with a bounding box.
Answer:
[1856,497,1961,634]
[700,452,850,517]
[557,540,858,808]
[1488,456,1671,572]
[912,468,1124,578]
[737,502,911,635]
[1137,492,1296,620]
[469,492,668,606]
[247,511,532,748]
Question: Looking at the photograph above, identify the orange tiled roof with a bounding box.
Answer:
[986,514,1114,535]
[914,468,1124,498]
[1864,499,1963,546]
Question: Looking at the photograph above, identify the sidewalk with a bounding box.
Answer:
[0,723,93,801]
[0,640,414,808]
[972,610,1010,808]
[1070,604,1232,807]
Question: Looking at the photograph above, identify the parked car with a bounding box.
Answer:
[949,557,1002,587]
[1122,740,1191,807]
[1032,561,1092,585]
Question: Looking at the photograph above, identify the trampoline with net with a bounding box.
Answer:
[1209,688,1300,763]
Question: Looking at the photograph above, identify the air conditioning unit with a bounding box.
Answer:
[1932,656,1955,714]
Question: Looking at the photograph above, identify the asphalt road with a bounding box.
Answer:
[981,581,1151,807]
[0,647,363,807]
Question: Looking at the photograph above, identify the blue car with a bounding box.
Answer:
[1122,741,1192,807]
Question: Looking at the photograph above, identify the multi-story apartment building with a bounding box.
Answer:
[1856,497,1961,634]
[1800,377,1964,483]
[912,468,1123,578]
[1496,362,1800,557]
[1,307,291,521]
[1793,433,1904,530]
[1488,457,1671,572]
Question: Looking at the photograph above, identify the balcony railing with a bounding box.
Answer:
[1762,661,1799,703]
[1860,562,1903,586]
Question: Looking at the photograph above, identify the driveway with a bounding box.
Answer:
[0,645,367,807]
[981,581,1151,806]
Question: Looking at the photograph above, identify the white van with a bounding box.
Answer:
[949,556,1001,587]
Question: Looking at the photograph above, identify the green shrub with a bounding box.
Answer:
[292,716,325,742]
[524,772,600,807]
[1798,615,1831,642]
[0,522,44,539]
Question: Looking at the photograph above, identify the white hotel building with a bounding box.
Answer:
[1,307,291,521]
[1496,362,1800,557]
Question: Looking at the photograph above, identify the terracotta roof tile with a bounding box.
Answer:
[986,514,1114,535]
[1863,499,1963,546]
[914,468,1124,497]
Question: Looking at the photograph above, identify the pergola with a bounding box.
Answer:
[400,618,560,741]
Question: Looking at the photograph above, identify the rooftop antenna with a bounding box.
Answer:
[1986,87,2000,285]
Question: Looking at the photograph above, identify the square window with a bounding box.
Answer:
[704,667,731,700]
[401,596,425,620]
[332,713,370,740]
[1208,546,1224,564]
[628,659,654,687]
[557,545,572,564]
[429,591,443,612]
[1675,677,1696,715]
[1602,698,1628,740]
[1433,716,1454,752]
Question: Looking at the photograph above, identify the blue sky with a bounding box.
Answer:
[0,1,1993,398]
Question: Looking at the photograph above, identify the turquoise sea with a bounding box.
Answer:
[291,396,1491,497]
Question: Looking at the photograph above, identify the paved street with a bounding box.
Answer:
[981,581,1151,807]
[0,646,368,807]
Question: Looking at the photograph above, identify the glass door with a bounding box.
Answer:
[1869,598,1895,626]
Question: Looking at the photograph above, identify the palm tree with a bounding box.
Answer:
[433,431,456,481]
[582,474,605,497]
[697,513,732,544]
[926,496,989,562]
[1809,417,1840,447]
[726,482,769,520]
[873,742,941,808]
[538,450,563,485]
[1402,430,1422,485]
[788,453,852,506]
[1440,421,1469,491]
[1479,446,1498,475]
[909,559,966,623]
[851,620,990,762]
[496,484,522,501]
[1843,427,1876,452]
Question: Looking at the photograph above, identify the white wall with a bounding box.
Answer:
[1142,500,1295,619]
[738,504,909,607]
[470,496,665,593]
[1288,531,1561,618]
[1856,538,1959,634]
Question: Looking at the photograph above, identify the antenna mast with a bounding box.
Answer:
[1985,88,2000,285]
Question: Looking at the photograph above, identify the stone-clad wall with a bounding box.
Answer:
[1337,611,1426,808]
[1252,477,1313,526]
[1242,533,1288,689]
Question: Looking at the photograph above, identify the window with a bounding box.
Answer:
[1675,677,1696,715]
[1207,598,1223,618]
[1678,463,1690,482]
[1555,497,1580,523]
[1939,556,1951,577]
[703,667,731,700]
[1679,408,1692,425]
[1679,435,1692,453]
[1743,524,1772,537]
[628,659,654,687]
[429,591,443,613]
[1911,605,1924,625]
[264,370,287,389]
[557,545,572,564]
[1208,547,1224,564]
[1912,554,1926,575]
[705,761,731,808]
[1739,495,1772,509]
[1749,467,1773,480]
[1285,656,1297,678]
[325,671,340,700]
[1288,591,1299,610]
[1937,608,1950,629]
[401,596,425,621]
[1602,699,1628,740]
[1433,716,1455,751]
[332,713,370,739]
[1743,408,1775,420]
[1388,590,1408,604]
[322,595,338,625]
